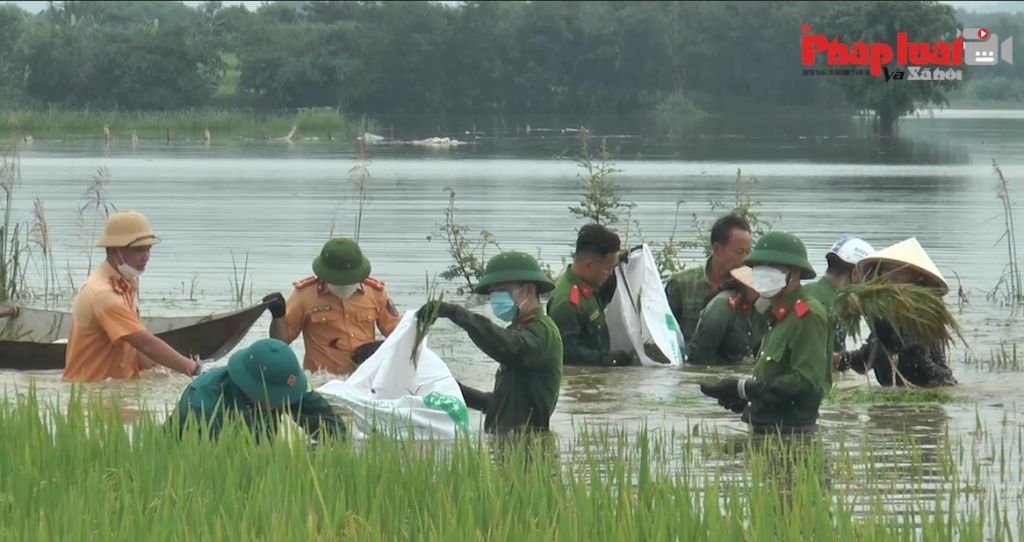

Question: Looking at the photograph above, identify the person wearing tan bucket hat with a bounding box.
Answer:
[686,265,768,367]
[64,211,203,383]
[265,237,402,375]
[697,231,833,435]
[836,238,957,388]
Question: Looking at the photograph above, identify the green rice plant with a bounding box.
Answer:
[27,197,62,303]
[834,276,965,349]
[0,386,1017,541]
[412,272,444,367]
[228,250,252,307]
[2,108,378,142]
[988,159,1022,306]
[4,385,1019,536]
[0,140,27,302]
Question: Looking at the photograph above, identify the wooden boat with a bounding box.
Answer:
[0,301,269,371]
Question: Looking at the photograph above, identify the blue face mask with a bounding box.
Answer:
[489,290,519,322]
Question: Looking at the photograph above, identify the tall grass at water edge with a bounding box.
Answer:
[4,109,378,141]
[1,387,1019,541]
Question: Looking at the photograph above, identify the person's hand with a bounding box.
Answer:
[187,359,204,378]
[262,292,287,319]
[416,300,454,322]
[832,353,842,371]
[699,378,742,402]
[717,397,748,414]
[610,350,634,366]
[834,351,851,372]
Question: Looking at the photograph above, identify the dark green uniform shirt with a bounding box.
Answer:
[169,367,347,441]
[687,289,767,366]
[547,266,617,366]
[804,276,846,356]
[743,286,833,429]
[665,258,718,344]
[447,305,563,434]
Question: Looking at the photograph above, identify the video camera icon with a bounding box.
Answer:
[957,27,1014,66]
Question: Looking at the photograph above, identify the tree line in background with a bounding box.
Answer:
[0,1,1020,128]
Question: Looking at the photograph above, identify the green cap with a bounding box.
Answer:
[227,338,309,406]
[473,251,555,295]
[744,231,816,280]
[312,238,371,285]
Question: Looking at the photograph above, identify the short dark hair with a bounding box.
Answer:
[574,223,621,259]
[825,253,856,275]
[710,214,751,246]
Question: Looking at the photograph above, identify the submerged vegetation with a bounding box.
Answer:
[3,388,1023,541]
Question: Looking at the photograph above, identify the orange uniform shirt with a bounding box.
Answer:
[63,261,148,383]
[279,276,402,375]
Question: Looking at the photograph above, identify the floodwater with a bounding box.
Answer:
[4,110,1024,529]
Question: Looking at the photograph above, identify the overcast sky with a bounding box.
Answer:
[5,1,1023,15]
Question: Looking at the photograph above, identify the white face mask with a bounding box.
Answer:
[327,283,359,300]
[115,251,143,280]
[751,266,788,299]
[753,297,772,313]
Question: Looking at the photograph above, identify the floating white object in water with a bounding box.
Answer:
[411,137,465,147]
[356,133,386,144]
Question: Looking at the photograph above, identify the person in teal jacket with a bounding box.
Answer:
[169,338,347,442]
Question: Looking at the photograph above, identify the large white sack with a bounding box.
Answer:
[606,244,685,367]
[316,311,472,440]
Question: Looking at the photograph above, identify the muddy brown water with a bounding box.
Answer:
[4,109,1024,529]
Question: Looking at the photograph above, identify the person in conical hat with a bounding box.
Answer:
[836,238,957,388]
[64,211,203,383]
[263,237,403,376]
[686,265,769,367]
[804,236,876,368]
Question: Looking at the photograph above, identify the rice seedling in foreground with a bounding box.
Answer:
[3,108,377,141]
[0,387,1017,541]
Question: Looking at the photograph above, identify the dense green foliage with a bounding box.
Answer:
[0,1,1020,123]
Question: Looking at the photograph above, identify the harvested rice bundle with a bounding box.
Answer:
[834,277,964,348]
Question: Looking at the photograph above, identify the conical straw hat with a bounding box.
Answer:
[856,238,948,295]
[729,265,755,291]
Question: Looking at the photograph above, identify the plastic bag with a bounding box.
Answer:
[316,311,472,440]
[605,244,685,367]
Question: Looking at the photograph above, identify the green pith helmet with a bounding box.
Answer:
[473,251,556,295]
[227,338,309,406]
[744,231,816,280]
[311,237,371,285]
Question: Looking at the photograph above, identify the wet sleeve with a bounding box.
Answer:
[292,392,347,440]
[280,288,305,344]
[92,291,147,343]
[458,381,492,413]
[446,306,549,368]
[746,315,830,403]
[375,289,402,336]
[687,299,732,366]
[548,301,613,366]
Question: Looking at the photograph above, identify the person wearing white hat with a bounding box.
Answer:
[686,265,769,367]
[804,237,876,368]
[63,211,203,383]
[835,238,957,388]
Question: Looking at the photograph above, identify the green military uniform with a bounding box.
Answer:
[804,277,847,357]
[687,288,767,366]
[699,232,833,433]
[169,338,346,442]
[665,258,717,344]
[547,265,618,366]
[422,252,563,435]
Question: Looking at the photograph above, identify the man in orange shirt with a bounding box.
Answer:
[63,211,203,383]
[265,237,402,375]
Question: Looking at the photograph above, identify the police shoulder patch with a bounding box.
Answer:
[293,275,319,289]
[794,299,811,319]
[363,277,385,291]
[569,285,580,306]
[109,276,129,295]
[385,298,400,317]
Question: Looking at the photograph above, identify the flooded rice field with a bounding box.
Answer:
[4,110,1024,532]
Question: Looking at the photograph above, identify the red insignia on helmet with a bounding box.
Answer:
[569,285,580,306]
